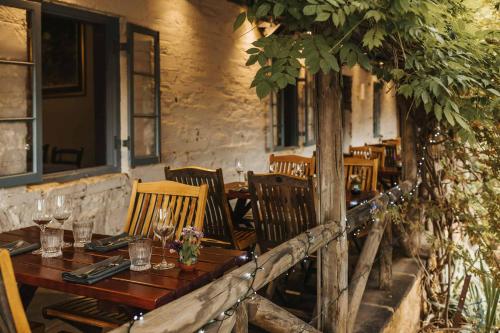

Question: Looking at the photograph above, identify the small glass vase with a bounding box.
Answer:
[178,258,197,272]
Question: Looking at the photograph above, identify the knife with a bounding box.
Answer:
[76,255,123,277]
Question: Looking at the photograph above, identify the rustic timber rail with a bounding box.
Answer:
[111,181,414,333]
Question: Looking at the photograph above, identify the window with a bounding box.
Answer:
[341,75,353,151]
[127,24,161,167]
[373,81,382,138]
[0,1,120,187]
[271,68,315,149]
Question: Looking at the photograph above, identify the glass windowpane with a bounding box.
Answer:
[134,117,155,157]
[0,65,32,118]
[0,121,32,176]
[133,74,155,115]
[0,6,29,61]
[133,32,154,75]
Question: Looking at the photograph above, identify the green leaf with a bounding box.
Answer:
[434,104,442,121]
[364,10,384,22]
[320,59,329,74]
[273,3,286,17]
[421,90,430,104]
[246,48,260,55]
[315,12,330,21]
[487,88,500,97]
[303,5,317,16]
[246,54,259,66]
[256,4,271,18]
[277,77,288,89]
[256,81,272,99]
[233,12,246,31]
[443,108,455,126]
[454,113,470,131]
[257,53,267,66]
[332,13,339,26]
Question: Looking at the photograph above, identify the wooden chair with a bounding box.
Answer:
[44,180,209,332]
[344,157,379,192]
[51,146,84,168]
[383,143,398,168]
[124,180,208,240]
[165,166,256,250]
[349,145,371,159]
[0,249,44,333]
[247,172,316,253]
[382,138,401,157]
[366,145,386,169]
[269,154,315,178]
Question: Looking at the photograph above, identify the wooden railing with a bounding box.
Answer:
[111,181,413,333]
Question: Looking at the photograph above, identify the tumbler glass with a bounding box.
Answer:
[129,238,152,271]
[41,227,63,258]
[72,219,94,248]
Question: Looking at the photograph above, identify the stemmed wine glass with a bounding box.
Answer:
[294,164,305,177]
[269,161,276,173]
[153,207,175,270]
[235,159,244,184]
[32,198,52,255]
[51,194,72,248]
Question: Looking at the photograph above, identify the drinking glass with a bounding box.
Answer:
[32,198,52,255]
[72,219,94,248]
[41,227,63,258]
[51,194,72,248]
[269,161,276,173]
[153,208,175,270]
[235,159,244,184]
[129,238,152,271]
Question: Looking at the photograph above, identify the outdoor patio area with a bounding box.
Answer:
[0,0,498,333]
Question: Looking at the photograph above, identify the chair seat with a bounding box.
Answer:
[43,297,130,329]
[233,229,256,250]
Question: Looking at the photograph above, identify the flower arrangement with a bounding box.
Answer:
[170,227,203,267]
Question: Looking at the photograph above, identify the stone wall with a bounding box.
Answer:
[0,0,398,234]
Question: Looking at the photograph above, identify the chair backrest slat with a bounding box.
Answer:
[0,250,31,333]
[124,180,208,240]
[344,156,379,192]
[248,172,316,253]
[165,167,234,245]
[269,154,316,178]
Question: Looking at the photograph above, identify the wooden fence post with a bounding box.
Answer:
[379,216,393,291]
[316,71,348,333]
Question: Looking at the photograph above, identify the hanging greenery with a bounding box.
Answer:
[235,0,499,136]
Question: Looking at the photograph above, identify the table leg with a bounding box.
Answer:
[19,284,38,309]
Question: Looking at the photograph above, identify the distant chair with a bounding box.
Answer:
[366,145,386,169]
[349,145,371,159]
[51,146,84,168]
[0,249,43,333]
[247,172,317,253]
[382,138,401,157]
[383,143,398,168]
[350,145,386,169]
[269,153,316,178]
[344,156,379,192]
[44,179,209,332]
[124,180,208,240]
[165,166,256,250]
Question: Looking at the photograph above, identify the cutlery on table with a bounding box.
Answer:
[76,255,123,278]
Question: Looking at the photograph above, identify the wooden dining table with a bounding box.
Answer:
[0,227,246,311]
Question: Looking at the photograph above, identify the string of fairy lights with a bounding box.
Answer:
[127,128,437,333]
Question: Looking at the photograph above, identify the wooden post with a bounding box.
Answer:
[397,95,417,182]
[316,71,348,333]
[233,303,248,333]
[347,212,388,333]
[379,216,393,291]
[247,295,320,333]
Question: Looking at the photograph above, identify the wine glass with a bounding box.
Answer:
[51,194,72,248]
[153,207,175,270]
[269,161,276,173]
[294,164,305,177]
[32,198,52,255]
[235,159,244,184]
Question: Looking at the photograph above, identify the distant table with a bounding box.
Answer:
[1,227,246,310]
[225,182,252,227]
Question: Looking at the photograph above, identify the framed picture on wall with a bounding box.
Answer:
[42,15,85,97]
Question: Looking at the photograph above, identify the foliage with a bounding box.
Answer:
[170,227,203,265]
[235,0,499,133]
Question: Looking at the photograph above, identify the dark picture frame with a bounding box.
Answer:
[42,14,85,97]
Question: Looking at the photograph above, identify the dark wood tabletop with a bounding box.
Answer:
[0,227,246,310]
[225,181,250,200]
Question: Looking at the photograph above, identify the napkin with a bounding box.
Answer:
[0,240,40,256]
[62,255,130,285]
[84,232,137,252]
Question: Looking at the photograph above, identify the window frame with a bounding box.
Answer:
[271,71,316,150]
[41,3,121,183]
[127,23,161,167]
[373,81,382,139]
[0,0,42,187]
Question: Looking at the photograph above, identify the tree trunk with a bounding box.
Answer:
[397,96,417,182]
[316,71,348,333]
